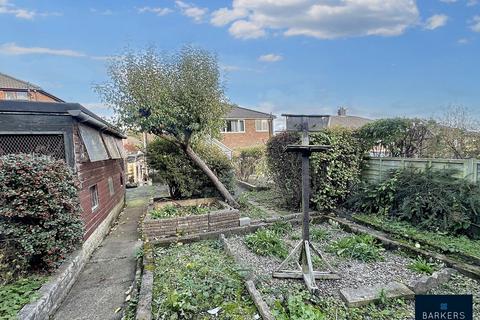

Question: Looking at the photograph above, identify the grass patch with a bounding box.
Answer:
[354,214,480,261]
[237,193,269,219]
[150,202,220,219]
[0,276,47,319]
[327,234,384,262]
[128,198,148,208]
[408,257,438,275]
[241,190,292,214]
[152,241,256,319]
[245,229,289,259]
[268,221,293,236]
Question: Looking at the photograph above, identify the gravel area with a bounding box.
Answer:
[228,222,423,299]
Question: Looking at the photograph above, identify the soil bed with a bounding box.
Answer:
[224,222,480,319]
[151,240,258,319]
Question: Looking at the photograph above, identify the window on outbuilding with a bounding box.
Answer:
[108,177,115,196]
[0,134,66,160]
[4,91,29,100]
[102,133,122,159]
[78,124,109,162]
[255,119,269,132]
[90,185,99,211]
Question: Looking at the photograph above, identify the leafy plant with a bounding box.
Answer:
[234,146,266,181]
[269,221,293,236]
[408,258,437,275]
[152,241,256,319]
[148,138,235,200]
[0,154,83,280]
[327,234,384,262]
[0,276,47,319]
[310,228,329,241]
[245,229,288,259]
[273,295,325,320]
[149,203,215,219]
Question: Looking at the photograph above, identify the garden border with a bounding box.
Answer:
[18,196,125,320]
[324,215,480,280]
[237,180,270,191]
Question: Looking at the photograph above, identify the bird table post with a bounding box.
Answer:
[272,114,340,294]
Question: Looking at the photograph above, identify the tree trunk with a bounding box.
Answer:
[184,145,240,208]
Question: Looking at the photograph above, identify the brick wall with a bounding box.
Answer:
[0,90,59,102]
[220,119,273,150]
[73,125,126,239]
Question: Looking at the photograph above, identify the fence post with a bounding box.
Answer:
[465,158,475,183]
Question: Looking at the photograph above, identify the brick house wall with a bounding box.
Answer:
[73,124,126,239]
[0,90,60,102]
[220,119,273,150]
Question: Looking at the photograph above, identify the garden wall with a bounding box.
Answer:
[143,198,240,239]
[363,157,480,183]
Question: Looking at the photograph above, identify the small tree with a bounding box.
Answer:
[96,46,239,207]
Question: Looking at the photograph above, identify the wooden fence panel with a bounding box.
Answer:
[363,157,479,183]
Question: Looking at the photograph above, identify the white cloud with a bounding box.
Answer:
[0,43,86,57]
[424,14,449,30]
[211,0,419,40]
[457,38,470,44]
[0,0,35,19]
[470,15,480,32]
[258,53,283,62]
[90,8,114,16]
[467,0,478,6]
[0,0,60,19]
[176,1,208,23]
[137,6,172,16]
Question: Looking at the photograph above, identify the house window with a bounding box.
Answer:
[90,185,99,211]
[222,120,245,133]
[108,177,115,196]
[4,91,29,100]
[120,175,124,187]
[255,119,269,132]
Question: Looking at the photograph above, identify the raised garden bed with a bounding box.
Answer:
[143,198,240,239]
[221,221,480,319]
[151,240,258,319]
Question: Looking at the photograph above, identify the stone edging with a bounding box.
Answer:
[18,196,125,320]
[407,268,457,294]
[135,242,154,320]
[325,215,480,280]
[236,180,270,191]
[219,234,274,320]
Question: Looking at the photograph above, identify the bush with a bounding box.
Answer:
[0,154,84,280]
[265,129,366,211]
[147,139,235,199]
[347,167,480,236]
[266,132,303,209]
[233,146,266,181]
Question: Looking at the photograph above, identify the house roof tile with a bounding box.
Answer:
[225,106,276,119]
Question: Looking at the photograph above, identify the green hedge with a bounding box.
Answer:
[233,146,266,181]
[0,154,84,283]
[266,128,366,211]
[147,138,235,199]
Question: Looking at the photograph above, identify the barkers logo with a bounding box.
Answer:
[415,295,472,320]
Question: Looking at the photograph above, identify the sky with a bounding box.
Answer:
[1,0,480,127]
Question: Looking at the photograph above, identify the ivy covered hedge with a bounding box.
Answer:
[148,138,235,199]
[266,128,367,211]
[346,167,480,238]
[0,154,84,283]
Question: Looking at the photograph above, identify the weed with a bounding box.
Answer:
[149,203,213,219]
[408,257,437,275]
[311,228,329,241]
[273,294,325,320]
[327,234,384,262]
[245,229,289,259]
[269,221,293,236]
[0,276,47,319]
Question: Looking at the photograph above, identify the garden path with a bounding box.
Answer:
[53,184,167,320]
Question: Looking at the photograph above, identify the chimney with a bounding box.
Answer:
[337,107,347,116]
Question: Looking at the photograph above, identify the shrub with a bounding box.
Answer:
[266,132,302,209]
[265,129,366,211]
[245,229,288,259]
[147,138,235,199]
[347,167,480,236]
[273,295,325,320]
[0,154,84,279]
[310,128,367,211]
[233,146,266,181]
[327,234,384,262]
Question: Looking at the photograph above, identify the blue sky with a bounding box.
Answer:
[1,0,480,125]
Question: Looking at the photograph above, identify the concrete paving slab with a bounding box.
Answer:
[340,281,415,307]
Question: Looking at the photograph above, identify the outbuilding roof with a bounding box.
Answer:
[0,100,125,138]
[225,106,276,119]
